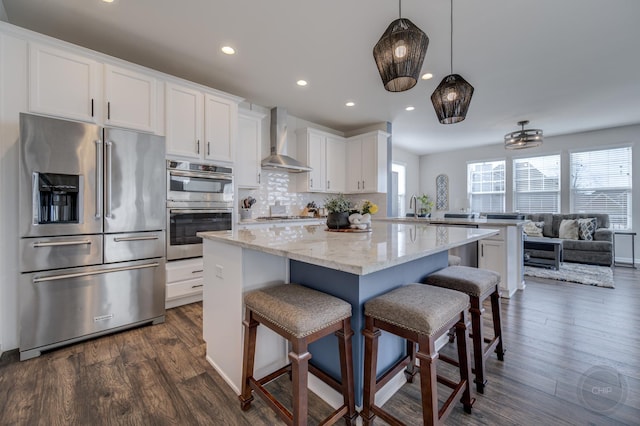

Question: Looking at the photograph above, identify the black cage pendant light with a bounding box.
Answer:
[431,0,474,124]
[373,0,429,92]
[504,120,543,149]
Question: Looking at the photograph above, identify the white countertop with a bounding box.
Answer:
[376,217,529,227]
[199,222,498,275]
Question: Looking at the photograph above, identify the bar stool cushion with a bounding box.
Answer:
[244,284,351,338]
[425,266,500,297]
[365,284,469,337]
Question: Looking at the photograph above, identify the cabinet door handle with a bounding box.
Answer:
[196,140,200,154]
[481,243,484,257]
[362,180,365,190]
[107,101,111,120]
[207,141,210,156]
[257,172,261,184]
[91,99,94,117]
[357,181,360,190]
[310,178,313,188]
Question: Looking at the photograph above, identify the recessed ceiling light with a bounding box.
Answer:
[421,73,433,80]
[221,46,236,55]
[102,0,114,3]
[405,106,415,111]
[345,101,355,107]
[296,80,308,87]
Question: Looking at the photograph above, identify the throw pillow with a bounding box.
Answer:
[577,217,597,241]
[558,219,579,240]
[523,221,544,237]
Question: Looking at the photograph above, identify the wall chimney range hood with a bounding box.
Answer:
[261,107,312,173]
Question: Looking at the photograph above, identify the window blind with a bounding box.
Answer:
[468,160,505,213]
[513,155,560,213]
[570,147,632,229]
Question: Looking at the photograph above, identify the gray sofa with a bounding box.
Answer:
[525,213,613,266]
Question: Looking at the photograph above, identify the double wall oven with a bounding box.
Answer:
[166,160,233,260]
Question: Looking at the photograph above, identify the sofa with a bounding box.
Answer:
[524,213,613,266]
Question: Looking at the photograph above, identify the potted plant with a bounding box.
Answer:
[418,194,434,217]
[324,193,351,229]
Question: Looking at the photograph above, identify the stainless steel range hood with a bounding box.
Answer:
[261,107,312,173]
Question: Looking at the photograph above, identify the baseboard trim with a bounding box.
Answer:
[206,354,241,395]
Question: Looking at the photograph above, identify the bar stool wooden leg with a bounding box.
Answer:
[361,316,380,426]
[404,340,418,383]
[455,313,473,413]
[239,308,258,410]
[416,336,438,425]
[491,290,505,361]
[290,338,311,426]
[336,318,358,425]
[470,296,487,394]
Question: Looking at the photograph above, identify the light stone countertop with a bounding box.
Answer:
[376,217,529,227]
[199,222,499,275]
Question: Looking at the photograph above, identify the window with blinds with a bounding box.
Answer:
[468,160,505,213]
[513,155,560,213]
[570,147,632,229]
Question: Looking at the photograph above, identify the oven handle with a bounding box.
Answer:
[169,169,232,181]
[169,209,232,215]
[33,262,160,283]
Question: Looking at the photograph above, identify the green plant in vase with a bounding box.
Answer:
[418,194,434,217]
[324,193,352,229]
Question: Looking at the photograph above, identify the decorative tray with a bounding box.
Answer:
[325,228,372,233]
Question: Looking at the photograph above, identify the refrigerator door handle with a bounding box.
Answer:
[33,240,92,248]
[33,262,160,283]
[95,139,103,219]
[105,140,113,218]
[113,235,160,242]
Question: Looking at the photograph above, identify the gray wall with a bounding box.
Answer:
[419,124,640,262]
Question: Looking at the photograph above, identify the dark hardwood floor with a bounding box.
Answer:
[1,267,638,425]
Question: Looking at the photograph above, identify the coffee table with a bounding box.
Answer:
[524,237,563,270]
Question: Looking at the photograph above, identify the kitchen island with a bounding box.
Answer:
[198,222,498,406]
[377,217,529,297]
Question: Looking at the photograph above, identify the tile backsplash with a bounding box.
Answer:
[238,171,388,219]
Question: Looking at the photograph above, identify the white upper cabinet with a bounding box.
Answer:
[297,128,329,192]
[165,82,238,164]
[103,64,157,133]
[325,136,346,193]
[204,94,237,163]
[236,109,265,187]
[165,82,204,160]
[346,131,389,193]
[29,43,159,133]
[29,43,100,123]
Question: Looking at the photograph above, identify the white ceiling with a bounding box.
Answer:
[3,0,640,155]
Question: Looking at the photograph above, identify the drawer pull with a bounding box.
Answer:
[191,284,204,289]
[33,240,92,248]
[113,235,159,242]
[192,269,204,274]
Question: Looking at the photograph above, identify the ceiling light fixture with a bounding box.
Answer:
[221,46,235,55]
[405,106,415,111]
[430,0,474,124]
[345,101,355,107]
[296,80,308,87]
[373,0,429,92]
[421,73,433,80]
[504,120,543,149]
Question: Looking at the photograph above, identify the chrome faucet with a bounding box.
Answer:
[409,194,418,218]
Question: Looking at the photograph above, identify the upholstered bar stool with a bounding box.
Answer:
[448,254,462,266]
[361,284,474,426]
[239,284,357,426]
[424,266,505,394]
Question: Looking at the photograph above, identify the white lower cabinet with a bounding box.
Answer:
[477,225,521,298]
[166,257,204,308]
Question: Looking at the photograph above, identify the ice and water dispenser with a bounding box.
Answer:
[36,173,80,224]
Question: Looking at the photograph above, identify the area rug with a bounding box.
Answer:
[524,263,614,288]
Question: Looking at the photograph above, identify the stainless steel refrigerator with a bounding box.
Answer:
[18,113,166,360]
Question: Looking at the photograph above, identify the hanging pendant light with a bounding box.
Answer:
[431,0,474,124]
[504,120,543,149]
[373,0,429,92]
